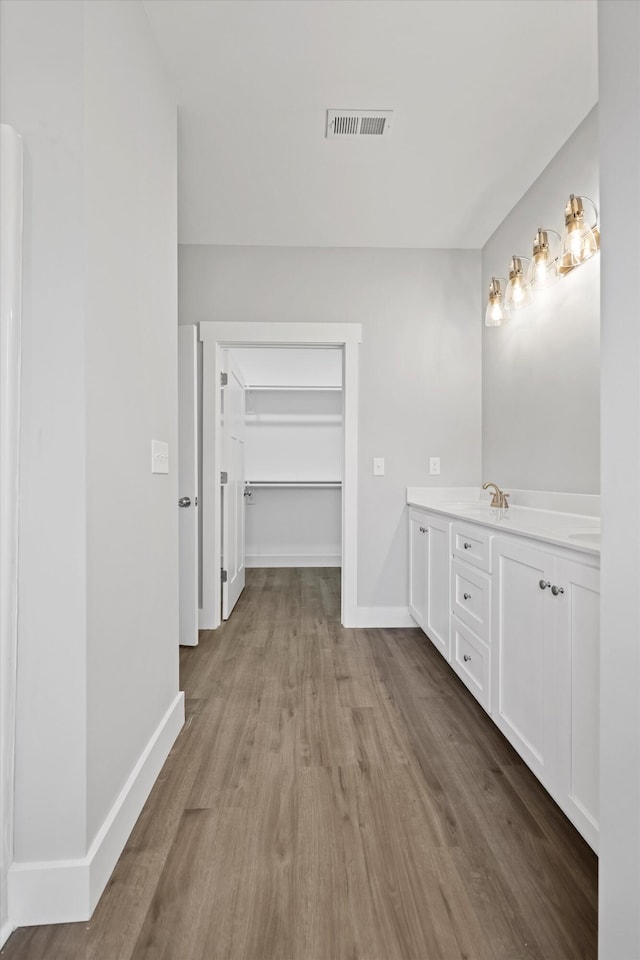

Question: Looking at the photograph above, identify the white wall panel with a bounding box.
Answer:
[482,108,599,494]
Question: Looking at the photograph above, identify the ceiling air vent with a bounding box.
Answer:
[326,110,393,139]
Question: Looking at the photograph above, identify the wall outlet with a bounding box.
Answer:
[151,439,169,474]
[373,457,385,476]
[429,457,441,476]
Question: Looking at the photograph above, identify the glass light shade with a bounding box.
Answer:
[558,195,600,274]
[485,278,510,327]
[504,257,533,311]
[527,229,560,291]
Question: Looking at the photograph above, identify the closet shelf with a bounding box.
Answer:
[245,385,342,392]
[246,481,342,489]
[245,414,341,424]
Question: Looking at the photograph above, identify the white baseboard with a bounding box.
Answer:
[354,606,415,628]
[246,553,341,568]
[8,691,184,927]
[1,918,15,949]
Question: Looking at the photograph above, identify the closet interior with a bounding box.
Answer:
[228,346,343,568]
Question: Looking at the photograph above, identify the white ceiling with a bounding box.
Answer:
[143,0,598,249]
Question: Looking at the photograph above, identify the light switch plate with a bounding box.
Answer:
[373,457,385,476]
[429,457,441,476]
[151,439,169,474]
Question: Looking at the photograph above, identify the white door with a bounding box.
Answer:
[178,326,199,646]
[221,352,246,619]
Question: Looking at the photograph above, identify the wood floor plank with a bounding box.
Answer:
[2,568,597,960]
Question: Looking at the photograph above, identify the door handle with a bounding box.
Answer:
[178,497,191,508]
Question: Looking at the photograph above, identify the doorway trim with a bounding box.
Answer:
[199,322,362,630]
[0,124,23,947]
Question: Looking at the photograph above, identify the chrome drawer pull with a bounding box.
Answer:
[463,654,471,662]
[463,542,472,550]
[463,592,471,600]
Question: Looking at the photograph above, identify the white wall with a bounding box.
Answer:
[179,245,482,608]
[245,488,341,567]
[598,2,640,956]
[0,0,181,925]
[1,0,88,866]
[482,108,599,494]
[84,0,179,846]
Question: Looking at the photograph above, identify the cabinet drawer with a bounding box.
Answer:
[452,522,492,572]
[451,559,491,643]
[451,616,491,713]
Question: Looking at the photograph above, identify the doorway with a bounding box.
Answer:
[199,322,361,630]
[221,346,343,620]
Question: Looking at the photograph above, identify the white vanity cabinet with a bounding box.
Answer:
[407,497,600,851]
[492,538,558,791]
[555,558,600,849]
[493,537,600,849]
[408,508,451,660]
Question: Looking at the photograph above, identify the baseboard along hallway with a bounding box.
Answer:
[2,568,597,959]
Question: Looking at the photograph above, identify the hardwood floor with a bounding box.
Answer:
[2,568,597,960]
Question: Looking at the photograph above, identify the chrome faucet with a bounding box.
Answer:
[482,481,510,509]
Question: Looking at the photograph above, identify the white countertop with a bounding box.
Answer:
[407,487,600,556]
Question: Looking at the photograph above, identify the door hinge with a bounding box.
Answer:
[220,471,228,484]
[220,372,228,386]
[221,569,228,583]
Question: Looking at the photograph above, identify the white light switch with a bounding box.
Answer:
[429,457,441,476]
[373,457,385,477]
[151,439,169,474]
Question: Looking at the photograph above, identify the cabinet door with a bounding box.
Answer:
[424,514,451,659]
[555,559,600,850]
[408,511,428,629]
[493,538,557,790]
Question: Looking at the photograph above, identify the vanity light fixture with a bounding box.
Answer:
[485,191,600,330]
[527,228,561,291]
[504,256,533,311]
[558,194,600,274]
[485,277,510,327]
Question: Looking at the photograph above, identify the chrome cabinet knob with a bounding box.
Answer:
[419,526,427,533]
[551,585,565,596]
[178,496,191,508]
[539,580,551,590]
[463,654,471,662]
[463,592,471,600]
[463,542,472,550]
